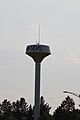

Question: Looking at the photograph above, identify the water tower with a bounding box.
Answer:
[25,28,51,120]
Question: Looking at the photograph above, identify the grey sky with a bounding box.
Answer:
[0,0,80,112]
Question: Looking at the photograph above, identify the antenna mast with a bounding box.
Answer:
[38,25,40,44]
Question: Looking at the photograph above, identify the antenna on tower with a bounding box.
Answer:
[37,25,40,44]
[36,25,40,44]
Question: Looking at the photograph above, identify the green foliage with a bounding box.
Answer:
[53,96,78,120]
[60,96,75,112]
[0,96,80,120]
[39,96,52,120]
[26,104,33,120]
[12,98,28,120]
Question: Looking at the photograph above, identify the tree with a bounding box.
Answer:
[12,98,28,120]
[26,104,33,120]
[53,96,75,120]
[39,96,52,120]
[60,96,75,112]
[1,99,12,120]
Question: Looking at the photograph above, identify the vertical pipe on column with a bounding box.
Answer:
[34,62,41,120]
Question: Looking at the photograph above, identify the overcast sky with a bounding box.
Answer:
[0,0,80,112]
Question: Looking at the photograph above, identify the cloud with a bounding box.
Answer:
[67,53,80,64]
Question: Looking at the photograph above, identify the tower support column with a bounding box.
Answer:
[34,62,41,120]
